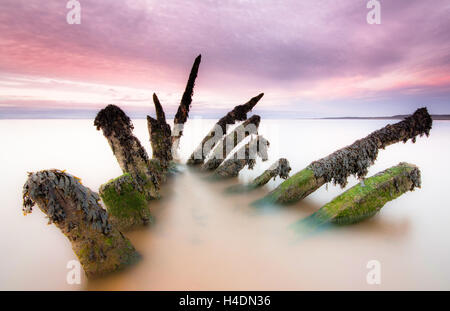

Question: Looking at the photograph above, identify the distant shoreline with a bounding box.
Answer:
[1,115,450,121]
[319,115,450,121]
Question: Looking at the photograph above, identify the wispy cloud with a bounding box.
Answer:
[0,0,449,118]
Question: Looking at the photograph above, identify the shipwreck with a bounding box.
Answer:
[21,54,433,277]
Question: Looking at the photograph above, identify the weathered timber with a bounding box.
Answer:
[201,115,261,171]
[293,163,421,229]
[99,174,152,231]
[226,158,291,193]
[147,93,173,166]
[22,169,139,278]
[254,107,432,206]
[98,158,169,231]
[94,104,159,199]
[172,55,202,158]
[213,135,270,179]
[187,93,264,165]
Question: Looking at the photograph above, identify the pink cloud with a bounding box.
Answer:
[0,0,449,117]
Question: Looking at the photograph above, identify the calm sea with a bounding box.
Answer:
[0,118,449,290]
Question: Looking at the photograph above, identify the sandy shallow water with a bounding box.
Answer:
[1,118,449,290]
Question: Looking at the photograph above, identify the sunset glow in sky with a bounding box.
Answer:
[0,0,449,118]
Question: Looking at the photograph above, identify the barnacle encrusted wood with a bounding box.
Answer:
[147,93,173,165]
[251,158,291,186]
[254,107,432,206]
[22,169,139,278]
[94,104,159,199]
[99,173,152,232]
[309,107,432,187]
[201,115,261,171]
[226,158,291,193]
[172,54,202,156]
[187,93,264,165]
[293,163,421,229]
[213,135,270,179]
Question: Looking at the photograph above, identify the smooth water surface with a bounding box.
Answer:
[0,119,449,290]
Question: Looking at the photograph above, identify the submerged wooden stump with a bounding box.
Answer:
[172,55,202,159]
[187,93,264,165]
[94,55,201,230]
[99,174,152,231]
[226,158,291,193]
[147,93,173,166]
[213,135,270,179]
[94,104,160,199]
[201,115,261,171]
[22,169,139,278]
[254,107,432,206]
[293,162,421,229]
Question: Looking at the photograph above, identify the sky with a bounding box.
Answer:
[0,0,449,118]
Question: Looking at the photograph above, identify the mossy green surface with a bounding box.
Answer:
[23,169,141,278]
[74,226,140,278]
[295,163,420,228]
[253,168,323,206]
[100,173,151,231]
[251,172,273,188]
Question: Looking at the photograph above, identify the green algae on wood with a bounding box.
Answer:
[187,93,264,166]
[248,158,291,187]
[99,160,177,231]
[293,163,421,230]
[253,168,325,205]
[99,174,152,232]
[94,104,160,199]
[226,158,291,193]
[254,107,432,206]
[22,169,140,278]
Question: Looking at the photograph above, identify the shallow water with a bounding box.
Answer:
[1,118,449,290]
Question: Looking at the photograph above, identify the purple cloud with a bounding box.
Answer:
[0,0,449,117]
